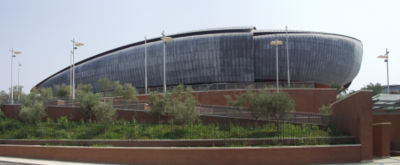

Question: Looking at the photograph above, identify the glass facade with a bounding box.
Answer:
[37,28,363,92]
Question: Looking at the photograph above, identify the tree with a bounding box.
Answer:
[98,78,113,96]
[78,91,102,120]
[114,81,138,101]
[148,84,199,124]
[93,101,116,123]
[319,105,332,115]
[19,89,50,124]
[226,89,294,120]
[76,84,93,97]
[55,84,70,99]
[362,83,383,96]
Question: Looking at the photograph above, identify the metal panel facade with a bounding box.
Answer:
[37,28,362,92]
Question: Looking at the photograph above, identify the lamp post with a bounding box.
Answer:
[18,63,21,101]
[270,39,283,93]
[378,48,390,93]
[71,39,84,100]
[161,31,173,94]
[144,36,148,94]
[9,49,21,104]
[285,26,291,87]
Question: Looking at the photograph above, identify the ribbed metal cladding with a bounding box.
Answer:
[37,27,363,92]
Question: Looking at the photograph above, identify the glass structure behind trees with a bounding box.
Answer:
[35,27,363,92]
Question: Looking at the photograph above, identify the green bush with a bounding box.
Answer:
[19,90,49,125]
[148,85,199,124]
[78,91,102,120]
[98,78,113,96]
[55,84,70,99]
[226,90,295,120]
[114,81,138,101]
[93,102,116,124]
[319,105,333,115]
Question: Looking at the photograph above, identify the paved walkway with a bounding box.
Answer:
[1,156,400,165]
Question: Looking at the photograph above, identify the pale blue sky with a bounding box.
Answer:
[1,0,399,93]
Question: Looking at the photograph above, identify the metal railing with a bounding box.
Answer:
[137,82,315,94]
[198,104,330,126]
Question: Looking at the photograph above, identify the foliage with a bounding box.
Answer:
[319,105,333,115]
[78,91,102,120]
[19,91,47,124]
[148,92,166,115]
[148,85,199,124]
[114,81,138,101]
[37,87,53,101]
[93,102,116,124]
[55,84,70,99]
[98,78,114,96]
[76,84,93,97]
[226,90,294,120]
[0,117,348,143]
[362,83,383,96]
[0,90,9,104]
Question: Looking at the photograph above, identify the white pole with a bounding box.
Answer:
[18,63,20,101]
[162,31,167,94]
[10,49,14,104]
[275,43,279,93]
[144,36,148,94]
[386,48,390,94]
[285,26,290,88]
[70,50,73,99]
[71,39,76,100]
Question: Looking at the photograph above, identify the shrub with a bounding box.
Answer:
[55,84,70,99]
[98,78,113,96]
[76,84,93,97]
[362,83,383,96]
[78,91,101,120]
[19,100,46,124]
[93,102,116,123]
[226,89,294,120]
[319,105,332,115]
[148,85,199,124]
[19,90,50,124]
[114,81,138,101]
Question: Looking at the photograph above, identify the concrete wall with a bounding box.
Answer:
[0,144,361,165]
[331,91,373,161]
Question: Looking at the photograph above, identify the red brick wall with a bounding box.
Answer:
[373,114,400,143]
[0,144,361,165]
[139,88,337,113]
[373,113,400,150]
[373,123,392,157]
[331,91,373,161]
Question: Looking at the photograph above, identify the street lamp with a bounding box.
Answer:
[270,39,283,93]
[18,63,21,102]
[378,48,390,93]
[9,49,21,104]
[71,39,84,100]
[144,36,148,94]
[161,31,173,94]
[285,26,291,87]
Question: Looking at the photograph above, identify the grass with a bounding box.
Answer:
[0,116,348,140]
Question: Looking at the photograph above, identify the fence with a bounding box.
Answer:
[136,82,315,94]
[198,104,330,126]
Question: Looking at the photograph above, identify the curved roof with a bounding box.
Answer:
[35,26,361,88]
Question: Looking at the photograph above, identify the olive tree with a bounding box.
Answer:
[226,89,294,120]
[55,84,70,99]
[98,78,113,96]
[362,83,383,96]
[114,81,138,101]
[93,101,116,123]
[19,88,53,124]
[148,85,199,124]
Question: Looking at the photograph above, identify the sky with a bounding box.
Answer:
[0,0,399,93]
